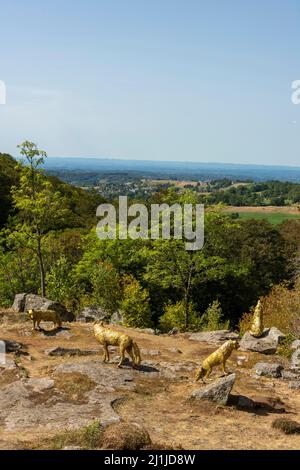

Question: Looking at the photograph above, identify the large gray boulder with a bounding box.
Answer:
[267,327,286,343]
[239,327,285,355]
[110,310,124,325]
[291,340,300,351]
[189,330,239,344]
[12,293,27,312]
[254,362,283,378]
[190,373,236,405]
[77,306,109,323]
[291,348,300,369]
[12,293,75,322]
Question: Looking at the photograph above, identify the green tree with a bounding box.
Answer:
[10,141,69,296]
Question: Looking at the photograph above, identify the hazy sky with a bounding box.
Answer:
[0,0,299,165]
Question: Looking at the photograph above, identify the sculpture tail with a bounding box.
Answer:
[132,341,141,366]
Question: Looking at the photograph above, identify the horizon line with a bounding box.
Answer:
[40,156,300,170]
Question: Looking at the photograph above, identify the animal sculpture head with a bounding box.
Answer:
[27,309,34,319]
[229,339,239,350]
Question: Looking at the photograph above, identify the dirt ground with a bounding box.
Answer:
[0,309,300,450]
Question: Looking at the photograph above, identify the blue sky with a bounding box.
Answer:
[0,0,299,165]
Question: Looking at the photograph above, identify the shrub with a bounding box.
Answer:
[159,301,204,332]
[0,247,39,307]
[202,300,229,331]
[46,256,78,311]
[91,262,123,314]
[272,418,300,435]
[120,275,152,328]
[51,420,103,449]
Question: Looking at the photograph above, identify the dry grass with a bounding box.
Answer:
[272,418,300,435]
[54,372,96,402]
[50,420,103,449]
[101,422,151,450]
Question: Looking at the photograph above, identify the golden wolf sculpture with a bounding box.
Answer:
[249,300,264,338]
[94,321,141,368]
[195,339,238,382]
[27,309,62,330]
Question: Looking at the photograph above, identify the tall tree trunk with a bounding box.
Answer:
[37,236,46,297]
[184,291,190,330]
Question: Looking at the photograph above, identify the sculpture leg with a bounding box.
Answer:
[102,344,109,362]
[127,346,137,369]
[205,366,212,379]
[222,360,228,375]
[118,345,126,368]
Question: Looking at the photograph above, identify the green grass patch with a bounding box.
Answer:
[231,211,300,225]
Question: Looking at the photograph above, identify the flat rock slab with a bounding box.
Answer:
[254,362,283,378]
[53,360,136,392]
[0,362,128,432]
[289,381,300,390]
[190,373,236,405]
[189,330,239,344]
[281,370,300,381]
[45,347,98,357]
[239,327,285,355]
[140,349,161,356]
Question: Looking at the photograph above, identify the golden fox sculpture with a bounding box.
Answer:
[94,321,141,368]
[249,300,264,338]
[27,309,62,330]
[195,339,238,382]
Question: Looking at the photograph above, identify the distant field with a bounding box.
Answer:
[224,206,300,225]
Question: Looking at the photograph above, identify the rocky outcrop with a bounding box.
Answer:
[254,362,283,378]
[0,360,138,432]
[189,330,239,344]
[77,306,109,323]
[239,327,285,355]
[12,293,27,313]
[291,348,300,369]
[190,373,236,405]
[1,339,26,354]
[11,293,75,322]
